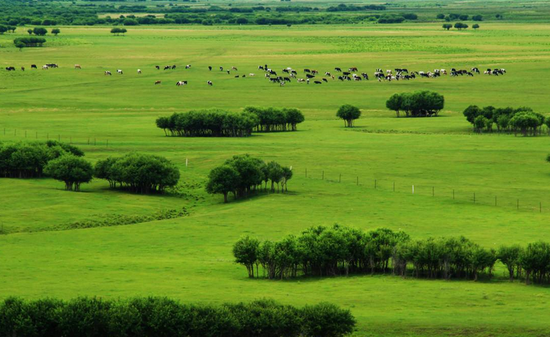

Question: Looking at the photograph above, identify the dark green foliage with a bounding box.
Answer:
[377,14,405,24]
[94,153,180,194]
[436,13,445,19]
[110,27,127,35]
[51,28,60,35]
[463,105,545,135]
[236,225,507,281]
[33,27,48,36]
[454,22,468,30]
[472,15,483,21]
[243,107,305,132]
[0,141,84,178]
[472,23,480,29]
[336,104,361,127]
[385,91,444,117]
[206,155,292,202]
[442,23,452,30]
[157,109,260,137]
[44,155,94,191]
[0,297,355,337]
[0,25,7,34]
[13,37,46,48]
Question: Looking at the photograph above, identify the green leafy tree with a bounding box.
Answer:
[27,29,33,35]
[442,24,452,30]
[51,28,60,36]
[386,93,404,117]
[267,161,284,192]
[0,25,7,35]
[454,22,468,30]
[336,104,361,127]
[233,236,260,278]
[472,15,483,21]
[44,155,93,191]
[498,245,523,281]
[206,165,239,203]
[33,27,48,36]
[436,14,445,19]
[472,24,480,30]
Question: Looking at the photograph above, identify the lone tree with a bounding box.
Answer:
[472,24,480,30]
[51,28,60,36]
[206,165,240,203]
[110,27,127,36]
[0,25,7,35]
[454,22,468,30]
[336,104,361,127]
[27,29,33,35]
[44,155,93,191]
[442,24,452,30]
[33,27,48,36]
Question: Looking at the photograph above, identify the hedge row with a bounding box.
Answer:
[0,297,355,337]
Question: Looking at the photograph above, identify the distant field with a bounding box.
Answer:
[1,22,550,336]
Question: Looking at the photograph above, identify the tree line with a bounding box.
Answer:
[243,107,304,132]
[463,105,547,136]
[0,297,355,337]
[156,108,304,137]
[386,91,445,117]
[207,155,292,203]
[0,141,83,178]
[13,37,46,49]
[233,224,550,285]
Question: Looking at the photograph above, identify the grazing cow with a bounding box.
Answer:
[242,75,246,78]
[283,69,289,73]
[176,81,188,86]
[343,71,350,76]
[306,78,310,84]
[220,66,224,71]
[335,67,342,72]
[155,65,160,70]
[235,75,240,78]
[249,73,255,77]
[280,81,285,87]
[291,70,297,75]
[117,69,123,74]
[227,71,231,75]
[314,81,322,84]
[304,69,311,73]
[258,66,264,70]
[322,78,328,83]
[208,66,212,71]
[74,64,81,69]
[105,71,112,75]
[42,65,49,70]
[185,64,191,69]
[283,77,291,82]
[31,64,37,69]
[46,64,58,68]
[311,70,319,75]
[164,66,170,70]
[472,67,480,74]
[155,81,162,85]
[232,66,238,71]
[21,67,25,71]
[325,72,331,76]
[137,69,142,74]
[297,78,305,82]
[207,80,213,86]
[172,65,176,70]
[349,67,358,72]
[361,73,369,80]
[306,74,315,79]
[5,66,15,71]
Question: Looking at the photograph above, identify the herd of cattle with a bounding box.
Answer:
[3,63,507,87]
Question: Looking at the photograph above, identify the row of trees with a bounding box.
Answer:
[443,23,479,30]
[463,105,547,136]
[14,37,46,49]
[206,155,292,203]
[0,297,355,337]
[386,91,445,117]
[156,109,259,137]
[0,141,83,178]
[26,27,59,36]
[94,153,180,194]
[243,107,305,132]
[234,225,550,285]
[437,13,483,21]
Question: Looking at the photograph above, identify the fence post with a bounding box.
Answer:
[374,180,377,189]
[412,185,414,194]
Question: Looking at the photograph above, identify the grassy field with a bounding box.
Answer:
[1,22,550,336]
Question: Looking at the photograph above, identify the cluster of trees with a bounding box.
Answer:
[327,4,386,11]
[443,23,479,30]
[386,91,445,117]
[336,104,362,127]
[437,13,483,21]
[110,27,127,35]
[0,24,16,34]
[26,27,57,36]
[95,153,180,194]
[243,107,305,132]
[463,105,547,136]
[14,37,46,49]
[206,155,292,203]
[233,225,498,281]
[0,297,355,337]
[234,225,550,285]
[156,109,259,137]
[0,141,83,179]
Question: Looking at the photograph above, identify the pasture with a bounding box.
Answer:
[1,22,550,336]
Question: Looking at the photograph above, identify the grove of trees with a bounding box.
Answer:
[157,108,304,137]
[336,104,361,127]
[110,27,127,35]
[206,155,292,203]
[386,91,445,117]
[0,141,83,178]
[0,297,356,337]
[234,224,550,285]
[13,37,46,48]
[94,153,180,194]
[463,105,546,136]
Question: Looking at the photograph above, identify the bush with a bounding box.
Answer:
[33,27,48,36]
[463,105,545,135]
[336,104,361,127]
[385,91,444,117]
[44,155,94,191]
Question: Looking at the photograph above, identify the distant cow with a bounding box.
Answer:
[21,67,25,71]
[185,64,191,69]
[249,73,255,77]
[74,64,81,69]
[155,81,162,85]
[314,81,322,84]
[232,66,238,71]
[176,81,187,86]
[208,66,212,71]
[105,71,112,75]
[155,65,160,70]
[31,64,37,69]
[335,67,342,72]
[207,80,213,86]
[117,69,123,74]
[42,65,49,70]
[349,67,358,72]
[137,69,142,74]
[306,74,315,79]
[5,67,15,71]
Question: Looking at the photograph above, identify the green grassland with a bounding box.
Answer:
[1,21,550,336]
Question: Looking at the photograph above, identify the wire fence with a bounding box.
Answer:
[1,128,111,147]
[299,167,547,214]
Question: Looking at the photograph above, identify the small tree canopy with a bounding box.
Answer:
[51,28,60,35]
[44,155,93,191]
[336,104,361,127]
[206,165,240,203]
[33,27,48,36]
